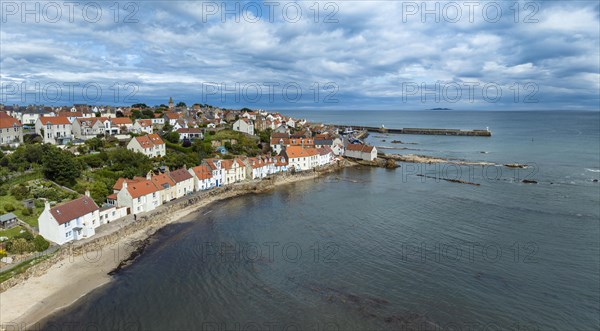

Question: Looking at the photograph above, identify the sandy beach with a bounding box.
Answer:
[0,169,341,331]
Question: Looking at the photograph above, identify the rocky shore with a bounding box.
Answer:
[0,161,353,331]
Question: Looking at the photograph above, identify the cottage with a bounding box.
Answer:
[189,164,214,191]
[344,144,378,161]
[38,194,100,245]
[149,172,177,203]
[0,112,23,146]
[283,146,320,171]
[168,168,194,198]
[127,134,166,158]
[232,118,255,136]
[133,119,153,135]
[72,117,107,140]
[221,158,246,185]
[176,128,203,141]
[116,178,162,214]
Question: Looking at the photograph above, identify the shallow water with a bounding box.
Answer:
[41,111,600,330]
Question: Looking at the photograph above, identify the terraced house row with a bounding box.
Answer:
[38,149,339,245]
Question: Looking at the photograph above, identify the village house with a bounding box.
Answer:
[344,144,378,161]
[98,204,128,225]
[0,112,23,146]
[72,117,107,140]
[116,178,162,214]
[127,134,166,158]
[21,109,52,126]
[221,158,246,185]
[189,164,214,191]
[110,117,134,133]
[168,167,195,198]
[204,159,224,187]
[176,128,203,141]
[164,112,181,126]
[149,171,177,203]
[283,146,320,172]
[152,113,165,126]
[270,136,315,154]
[245,156,275,179]
[232,118,255,136]
[274,155,289,173]
[35,116,72,145]
[317,146,335,166]
[38,194,100,245]
[133,119,153,135]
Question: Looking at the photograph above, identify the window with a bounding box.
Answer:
[65,221,71,227]
[65,231,72,237]
[138,197,141,203]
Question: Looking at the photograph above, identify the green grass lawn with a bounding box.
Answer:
[0,225,24,239]
[0,195,42,228]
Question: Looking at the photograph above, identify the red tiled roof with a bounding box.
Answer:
[39,116,71,125]
[126,179,160,198]
[0,112,22,129]
[176,128,202,134]
[148,134,164,145]
[346,144,375,153]
[50,196,99,225]
[169,168,193,183]
[151,173,175,189]
[136,119,152,127]
[191,165,213,180]
[111,118,133,125]
[285,146,319,158]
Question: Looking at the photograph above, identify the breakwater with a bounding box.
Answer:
[337,125,492,136]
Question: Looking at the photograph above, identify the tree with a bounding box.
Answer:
[10,184,29,200]
[42,147,82,187]
[176,102,187,108]
[3,203,15,212]
[132,103,148,109]
[162,122,172,132]
[141,109,155,118]
[164,131,180,144]
[89,181,109,205]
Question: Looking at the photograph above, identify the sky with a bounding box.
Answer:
[0,0,599,110]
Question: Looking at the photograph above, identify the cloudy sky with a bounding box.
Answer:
[1,0,599,110]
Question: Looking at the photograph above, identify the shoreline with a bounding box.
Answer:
[0,163,353,331]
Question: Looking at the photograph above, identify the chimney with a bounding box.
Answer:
[146,170,153,180]
[44,200,50,211]
[85,190,91,197]
[122,180,128,189]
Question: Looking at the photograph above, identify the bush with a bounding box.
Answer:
[3,203,15,212]
[21,207,32,216]
[0,248,6,258]
[11,184,29,200]
[8,238,35,254]
[15,230,34,241]
[33,235,50,252]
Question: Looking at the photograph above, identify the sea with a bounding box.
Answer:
[40,111,600,331]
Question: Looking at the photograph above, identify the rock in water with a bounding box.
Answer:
[522,179,538,184]
[385,159,398,169]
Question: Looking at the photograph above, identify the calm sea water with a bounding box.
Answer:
[41,111,599,331]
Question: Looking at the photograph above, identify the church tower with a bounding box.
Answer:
[169,97,174,110]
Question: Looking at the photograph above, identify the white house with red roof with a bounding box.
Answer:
[344,144,377,161]
[35,116,73,145]
[133,119,153,135]
[232,118,254,135]
[168,167,195,198]
[189,164,214,191]
[38,193,100,245]
[204,159,224,187]
[127,134,166,158]
[72,117,107,140]
[176,128,203,140]
[283,146,320,171]
[0,112,23,147]
[116,178,162,214]
[221,158,246,185]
